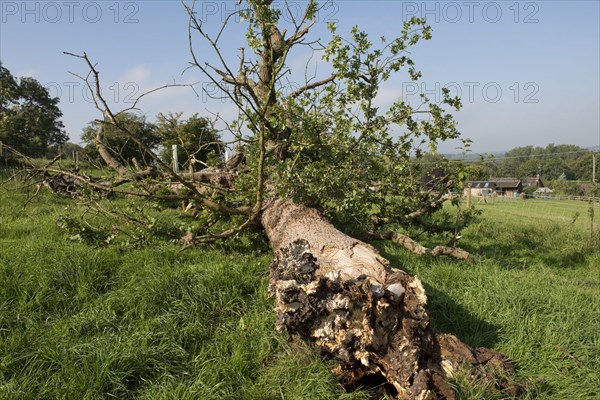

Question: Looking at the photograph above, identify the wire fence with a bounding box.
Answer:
[469,192,600,203]
[0,141,82,163]
[466,192,600,238]
[3,141,599,237]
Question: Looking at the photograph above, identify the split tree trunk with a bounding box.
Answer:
[262,198,518,399]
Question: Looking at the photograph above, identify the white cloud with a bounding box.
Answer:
[120,65,152,84]
[373,87,403,109]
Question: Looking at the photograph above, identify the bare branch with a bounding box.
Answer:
[119,82,200,113]
[286,20,316,45]
[404,180,455,221]
[288,74,336,99]
[369,231,473,261]
[65,51,252,216]
[178,217,255,251]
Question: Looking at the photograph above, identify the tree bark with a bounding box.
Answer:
[94,124,129,176]
[262,198,518,399]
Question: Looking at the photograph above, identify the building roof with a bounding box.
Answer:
[523,176,545,188]
[494,180,521,189]
[467,178,527,191]
[466,181,496,189]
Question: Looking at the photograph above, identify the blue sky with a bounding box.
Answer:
[1,0,599,153]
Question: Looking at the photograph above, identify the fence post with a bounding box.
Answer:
[466,185,472,209]
[593,153,596,183]
[589,201,595,241]
[172,145,179,174]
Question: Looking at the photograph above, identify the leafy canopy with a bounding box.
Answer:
[155,112,222,170]
[81,112,160,167]
[499,144,594,181]
[204,1,468,233]
[52,1,474,245]
[0,62,67,157]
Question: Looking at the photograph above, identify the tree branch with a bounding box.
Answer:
[368,231,473,262]
[404,179,455,221]
[288,74,336,99]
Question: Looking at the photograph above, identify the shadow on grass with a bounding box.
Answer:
[423,283,500,348]
[469,241,588,270]
[377,245,501,350]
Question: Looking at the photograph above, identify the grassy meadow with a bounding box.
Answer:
[0,175,598,399]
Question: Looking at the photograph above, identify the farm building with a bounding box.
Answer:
[465,178,528,197]
[464,181,496,196]
[522,175,545,189]
[490,177,523,197]
[495,178,523,197]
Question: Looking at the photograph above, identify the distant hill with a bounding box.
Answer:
[443,151,505,161]
[443,144,598,161]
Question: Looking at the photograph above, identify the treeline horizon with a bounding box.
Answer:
[452,143,597,183]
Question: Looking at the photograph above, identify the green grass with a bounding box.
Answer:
[1,178,599,399]
[376,198,600,399]
[0,182,371,399]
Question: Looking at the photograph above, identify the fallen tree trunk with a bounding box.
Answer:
[262,198,518,399]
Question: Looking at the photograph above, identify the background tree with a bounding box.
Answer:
[465,157,500,180]
[500,143,591,180]
[548,179,586,196]
[0,63,19,112]
[50,142,84,160]
[81,112,160,167]
[568,152,595,181]
[0,62,67,157]
[155,112,223,171]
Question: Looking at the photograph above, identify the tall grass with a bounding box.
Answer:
[1,179,598,399]
[0,182,371,399]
